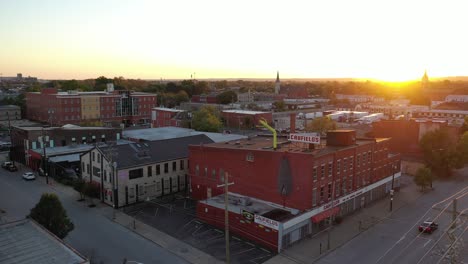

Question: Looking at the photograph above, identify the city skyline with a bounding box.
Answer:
[1,0,468,81]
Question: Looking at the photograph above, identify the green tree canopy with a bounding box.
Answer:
[29,193,74,239]
[306,116,337,136]
[216,90,237,104]
[413,167,433,191]
[272,101,286,112]
[192,106,222,132]
[419,128,460,177]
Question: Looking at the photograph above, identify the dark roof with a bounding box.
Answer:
[101,134,214,169]
[0,219,88,264]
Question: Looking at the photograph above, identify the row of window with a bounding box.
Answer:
[195,165,226,182]
[129,160,186,180]
[312,152,373,181]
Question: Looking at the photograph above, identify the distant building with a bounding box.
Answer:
[16,73,22,79]
[421,70,429,90]
[80,134,214,207]
[0,105,21,121]
[0,219,89,264]
[445,94,468,103]
[372,119,460,160]
[275,71,281,94]
[191,93,219,104]
[222,109,273,129]
[26,88,157,126]
[237,90,254,103]
[151,107,187,128]
[10,124,122,166]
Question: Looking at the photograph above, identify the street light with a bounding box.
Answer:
[389,163,396,212]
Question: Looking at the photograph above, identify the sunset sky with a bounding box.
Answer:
[1,0,467,81]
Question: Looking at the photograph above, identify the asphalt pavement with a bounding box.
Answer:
[315,167,468,264]
[0,165,189,264]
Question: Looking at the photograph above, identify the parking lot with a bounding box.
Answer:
[125,195,274,264]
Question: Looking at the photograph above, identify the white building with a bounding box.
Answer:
[445,94,468,103]
[80,134,214,208]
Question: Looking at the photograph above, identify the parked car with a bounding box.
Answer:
[6,164,18,172]
[1,161,13,169]
[418,221,438,233]
[22,172,36,181]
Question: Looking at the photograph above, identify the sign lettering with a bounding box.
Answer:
[254,215,279,230]
[288,133,321,144]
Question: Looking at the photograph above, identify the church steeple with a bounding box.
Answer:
[275,71,280,94]
[421,70,429,90]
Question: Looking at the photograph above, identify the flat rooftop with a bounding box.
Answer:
[0,219,88,264]
[202,135,387,156]
[201,192,298,222]
[123,127,247,143]
[222,109,270,115]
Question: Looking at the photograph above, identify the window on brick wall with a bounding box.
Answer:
[164,163,168,173]
[312,166,318,181]
[321,164,325,178]
[180,160,184,170]
[320,186,324,201]
[156,164,160,175]
[328,162,333,177]
[172,161,176,171]
[148,166,152,177]
[328,183,332,199]
[312,188,317,206]
[337,160,341,174]
[349,156,353,170]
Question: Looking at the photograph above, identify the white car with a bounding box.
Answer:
[22,172,36,181]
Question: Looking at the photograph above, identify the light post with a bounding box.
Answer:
[389,163,396,212]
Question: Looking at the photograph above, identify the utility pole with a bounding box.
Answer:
[390,163,396,212]
[217,172,234,264]
[41,126,49,184]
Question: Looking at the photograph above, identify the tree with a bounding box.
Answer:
[272,101,286,112]
[216,90,237,104]
[413,167,433,191]
[29,193,74,239]
[461,117,468,134]
[73,179,86,201]
[306,116,337,136]
[457,131,468,166]
[419,128,459,177]
[191,106,222,132]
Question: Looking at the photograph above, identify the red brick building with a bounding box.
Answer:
[151,107,187,128]
[191,94,218,104]
[189,130,401,251]
[26,89,157,126]
[222,110,273,129]
[372,119,460,158]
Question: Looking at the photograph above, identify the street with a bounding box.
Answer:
[0,164,188,264]
[317,168,468,264]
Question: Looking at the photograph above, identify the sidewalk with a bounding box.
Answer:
[102,207,223,264]
[265,174,424,264]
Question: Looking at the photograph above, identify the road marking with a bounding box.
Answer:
[233,236,241,241]
[423,239,432,248]
[246,242,255,247]
[232,247,255,256]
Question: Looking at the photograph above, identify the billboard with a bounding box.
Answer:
[288,133,320,144]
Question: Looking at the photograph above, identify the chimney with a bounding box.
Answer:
[290,113,296,133]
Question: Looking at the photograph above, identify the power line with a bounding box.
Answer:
[435,225,468,264]
[388,190,468,263]
[415,208,468,264]
[374,185,468,264]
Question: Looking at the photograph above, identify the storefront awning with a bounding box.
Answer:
[311,207,340,223]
